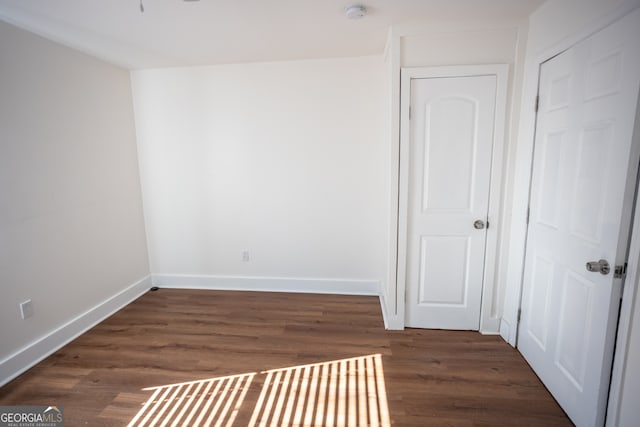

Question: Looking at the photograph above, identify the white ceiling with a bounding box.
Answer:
[0,0,545,70]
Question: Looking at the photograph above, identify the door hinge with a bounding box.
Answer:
[517,308,522,322]
[535,95,540,113]
[614,263,628,279]
[526,207,530,225]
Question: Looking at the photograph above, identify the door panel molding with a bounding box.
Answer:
[398,64,509,333]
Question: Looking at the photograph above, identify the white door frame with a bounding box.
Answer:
[397,64,509,333]
[499,6,640,426]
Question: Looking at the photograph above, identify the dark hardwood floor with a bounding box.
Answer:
[0,289,572,426]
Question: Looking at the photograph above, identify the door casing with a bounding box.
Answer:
[397,64,509,333]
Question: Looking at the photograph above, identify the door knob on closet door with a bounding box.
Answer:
[586,259,610,275]
[473,220,486,230]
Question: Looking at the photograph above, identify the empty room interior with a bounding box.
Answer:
[1,0,640,426]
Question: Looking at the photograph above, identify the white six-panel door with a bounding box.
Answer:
[405,75,497,330]
[518,9,640,427]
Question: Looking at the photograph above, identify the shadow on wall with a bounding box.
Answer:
[128,354,391,426]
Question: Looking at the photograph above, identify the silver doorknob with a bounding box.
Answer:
[473,220,486,229]
[586,259,610,275]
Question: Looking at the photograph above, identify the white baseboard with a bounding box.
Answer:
[0,275,152,387]
[480,316,501,335]
[378,294,404,330]
[379,295,391,329]
[152,274,381,296]
[499,317,515,346]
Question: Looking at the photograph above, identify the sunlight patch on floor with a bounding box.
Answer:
[249,354,390,427]
[128,354,390,427]
[128,372,255,427]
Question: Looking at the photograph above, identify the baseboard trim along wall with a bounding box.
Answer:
[499,316,513,343]
[152,274,381,296]
[379,294,404,330]
[0,275,152,387]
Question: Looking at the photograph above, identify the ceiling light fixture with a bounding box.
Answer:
[345,4,367,19]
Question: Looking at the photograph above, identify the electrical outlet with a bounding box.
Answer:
[242,251,250,262]
[20,300,34,320]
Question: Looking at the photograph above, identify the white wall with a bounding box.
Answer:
[614,186,640,426]
[0,21,150,384]
[131,56,388,293]
[500,0,640,425]
[400,28,519,67]
[617,314,640,426]
[381,29,401,328]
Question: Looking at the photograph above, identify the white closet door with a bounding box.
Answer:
[405,75,497,330]
[518,9,640,427]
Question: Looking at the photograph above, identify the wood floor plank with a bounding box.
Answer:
[0,289,572,426]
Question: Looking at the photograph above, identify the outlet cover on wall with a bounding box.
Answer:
[20,299,34,319]
[242,251,250,262]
